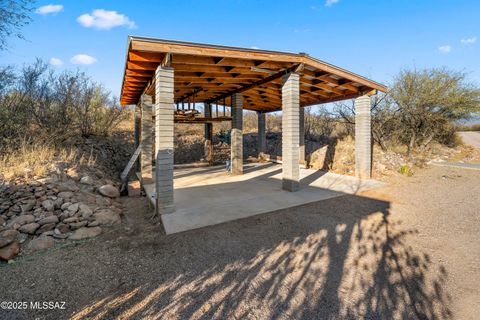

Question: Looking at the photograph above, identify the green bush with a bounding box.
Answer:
[398,165,413,176]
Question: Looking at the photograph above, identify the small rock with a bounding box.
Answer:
[58,191,74,200]
[0,230,19,248]
[98,185,120,198]
[28,237,54,251]
[38,216,59,225]
[17,233,28,244]
[0,241,20,261]
[18,223,40,234]
[63,217,79,224]
[53,233,68,239]
[87,221,100,227]
[0,217,5,226]
[70,221,88,230]
[80,176,94,185]
[53,198,64,209]
[55,223,70,234]
[42,199,55,212]
[67,203,79,214]
[95,196,111,206]
[20,202,35,213]
[93,209,121,226]
[60,202,72,210]
[78,204,93,218]
[35,223,56,235]
[69,227,102,240]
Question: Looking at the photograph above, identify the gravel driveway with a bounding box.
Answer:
[0,166,479,319]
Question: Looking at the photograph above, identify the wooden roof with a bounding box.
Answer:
[120,36,388,111]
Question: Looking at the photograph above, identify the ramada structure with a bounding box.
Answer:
[120,36,388,233]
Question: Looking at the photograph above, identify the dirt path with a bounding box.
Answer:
[1,166,479,319]
[458,131,480,148]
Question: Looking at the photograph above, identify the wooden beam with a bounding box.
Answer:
[205,64,301,103]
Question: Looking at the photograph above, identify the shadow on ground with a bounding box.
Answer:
[56,192,452,319]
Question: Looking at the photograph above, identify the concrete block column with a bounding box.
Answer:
[134,103,141,171]
[231,93,243,175]
[299,107,305,164]
[140,94,153,183]
[204,103,213,164]
[257,111,266,156]
[155,65,175,214]
[282,72,300,192]
[355,95,372,179]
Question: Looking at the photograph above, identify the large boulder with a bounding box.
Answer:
[0,241,20,261]
[98,185,120,198]
[0,230,19,248]
[69,227,102,240]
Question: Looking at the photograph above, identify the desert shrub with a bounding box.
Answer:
[398,165,413,176]
[0,59,128,149]
[305,105,335,141]
[391,68,480,153]
[334,68,480,154]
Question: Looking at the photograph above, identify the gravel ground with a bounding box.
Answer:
[0,166,479,319]
[458,131,480,148]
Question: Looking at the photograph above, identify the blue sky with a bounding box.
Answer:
[1,0,479,99]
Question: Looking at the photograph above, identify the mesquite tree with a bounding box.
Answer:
[391,68,480,153]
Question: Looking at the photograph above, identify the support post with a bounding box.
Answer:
[204,103,214,165]
[299,107,305,164]
[231,93,243,175]
[140,95,153,183]
[134,103,141,171]
[155,65,175,214]
[355,95,372,179]
[257,111,266,157]
[281,72,300,192]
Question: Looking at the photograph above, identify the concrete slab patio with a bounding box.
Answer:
[143,163,383,234]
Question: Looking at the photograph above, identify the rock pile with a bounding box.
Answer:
[0,174,123,262]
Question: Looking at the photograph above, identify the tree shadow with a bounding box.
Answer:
[61,193,452,320]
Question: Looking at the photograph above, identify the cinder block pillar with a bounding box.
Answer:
[355,95,372,179]
[134,104,141,171]
[282,72,300,192]
[204,103,213,165]
[231,93,243,175]
[155,65,175,214]
[257,111,266,156]
[299,107,305,164]
[140,95,153,183]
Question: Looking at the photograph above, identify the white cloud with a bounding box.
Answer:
[325,0,339,7]
[49,57,63,66]
[294,28,310,33]
[461,37,477,44]
[70,54,97,65]
[77,9,136,30]
[35,4,64,15]
[438,45,452,53]
[250,46,260,49]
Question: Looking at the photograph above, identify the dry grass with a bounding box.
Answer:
[0,140,97,181]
